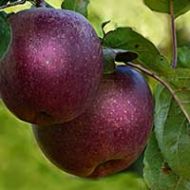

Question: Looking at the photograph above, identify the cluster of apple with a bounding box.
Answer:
[0,7,154,178]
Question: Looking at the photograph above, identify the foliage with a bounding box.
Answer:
[153,85,190,179]
[177,46,190,68]
[144,132,190,190]
[144,0,190,17]
[102,26,190,124]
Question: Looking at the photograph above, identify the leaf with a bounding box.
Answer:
[177,46,190,68]
[61,0,89,17]
[103,27,190,124]
[103,48,116,74]
[154,85,190,179]
[0,13,11,60]
[143,0,190,18]
[104,48,138,73]
[103,27,170,75]
[144,132,190,190]
[167,69,190,124]
[103,48,138,74]
[114,49,138,63]
[128,152,144,177]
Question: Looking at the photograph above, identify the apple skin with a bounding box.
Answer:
[33,66,154,178]
[0,8,103,125]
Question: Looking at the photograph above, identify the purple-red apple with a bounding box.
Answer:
[0,8,103,125]
[33,66,154,178]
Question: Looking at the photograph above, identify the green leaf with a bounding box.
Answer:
[103,27,190,124]
[154,85,190,179]
[103,27,170,75]
[143,0,190,18]
[177,46,190,68]
[144,132,190,190]
[103,48,138,74]
[166,69,190,123]
[61,0,89,17]
[103,48,116,74]
[0,13,11,60]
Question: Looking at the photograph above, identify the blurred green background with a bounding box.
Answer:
[1,0,190,189]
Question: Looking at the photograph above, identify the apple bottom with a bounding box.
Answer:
[32,66,153,178]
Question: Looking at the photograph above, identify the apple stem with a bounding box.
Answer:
[170,0,178,69]
[0,0,26,10]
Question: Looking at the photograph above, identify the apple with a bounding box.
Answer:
[0,8,103,125]
[33,65,154,178]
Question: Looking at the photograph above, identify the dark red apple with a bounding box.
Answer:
[0,8,103,125]
[33,66,154,178]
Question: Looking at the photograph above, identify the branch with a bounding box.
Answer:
[128,60,190,123]
[127,61,170,90]
[0,0,27,10]
[170,0,178,69]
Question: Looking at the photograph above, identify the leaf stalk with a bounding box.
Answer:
[170,0,178,68]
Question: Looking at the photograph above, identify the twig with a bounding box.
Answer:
[170,0,178,68]
[0,0,27,10]
[128,60,190,123]
[127,61,170,90]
